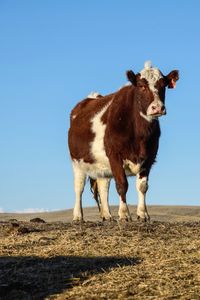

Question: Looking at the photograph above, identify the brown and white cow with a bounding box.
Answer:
[68,61,179,221]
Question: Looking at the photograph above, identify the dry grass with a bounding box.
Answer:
[0,208,200,299]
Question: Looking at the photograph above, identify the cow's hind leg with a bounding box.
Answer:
[109,156,131,220]
[136,174,150,221]
[97,177,112,220]
[72,162,86,222]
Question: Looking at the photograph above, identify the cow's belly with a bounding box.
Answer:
[72,158,112,179]
[72,158,142,179]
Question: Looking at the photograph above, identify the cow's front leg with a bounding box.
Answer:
[72,162,86,222]
[118,195,132,220]
[109,156,131,220]
[136,173,150,221]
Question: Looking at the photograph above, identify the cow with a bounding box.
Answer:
[68,61,179,222]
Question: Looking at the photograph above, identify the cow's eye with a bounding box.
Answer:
[140,85,146,91]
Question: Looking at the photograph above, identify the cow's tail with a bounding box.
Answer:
[89,178,101,212]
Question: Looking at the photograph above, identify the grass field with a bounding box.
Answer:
[0,206,200,299]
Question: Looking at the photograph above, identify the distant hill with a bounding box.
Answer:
[0,205,200,223]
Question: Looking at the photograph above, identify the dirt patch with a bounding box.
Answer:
[0,219,200,299]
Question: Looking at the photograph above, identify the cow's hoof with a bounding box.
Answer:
[101,212,112,222]
[119,215,132,222]
[72,218,85,225]
[137,214,150,222]
[102,216,113,222]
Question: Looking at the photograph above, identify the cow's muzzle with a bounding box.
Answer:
[147,102,166,117]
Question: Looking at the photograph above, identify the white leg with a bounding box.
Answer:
[97,177,112,220]
[136,174,150,221]
[72,162,86,221]
[118,196,132,220]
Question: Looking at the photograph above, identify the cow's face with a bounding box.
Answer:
[126,61,179,122]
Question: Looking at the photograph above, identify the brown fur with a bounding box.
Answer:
[68,67,179,205]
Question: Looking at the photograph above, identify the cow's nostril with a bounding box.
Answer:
[152,106,156,110]
[161,105,165,111]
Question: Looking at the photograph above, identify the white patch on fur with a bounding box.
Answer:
[72,158,143,179]
[72,158,112,179]
[87,92,101,99]
[89,103,112,178]
[123,159,142,175]
[144,60,152,69]
[140,111,157,123]
[72,114,76,119]
[124,81,132,86]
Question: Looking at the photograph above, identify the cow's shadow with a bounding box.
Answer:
[0,255,140,299]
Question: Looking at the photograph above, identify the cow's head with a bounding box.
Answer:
[126,61,179,122]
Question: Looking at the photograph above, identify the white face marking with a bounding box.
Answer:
[140,62,163,95]
[140,61,165,120]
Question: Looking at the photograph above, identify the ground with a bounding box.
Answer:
[0,206,200,299]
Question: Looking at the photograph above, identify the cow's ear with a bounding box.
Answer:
[126,70,136,85]
[166,70,179,89]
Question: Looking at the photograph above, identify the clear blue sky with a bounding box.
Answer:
[0,0,200,212]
